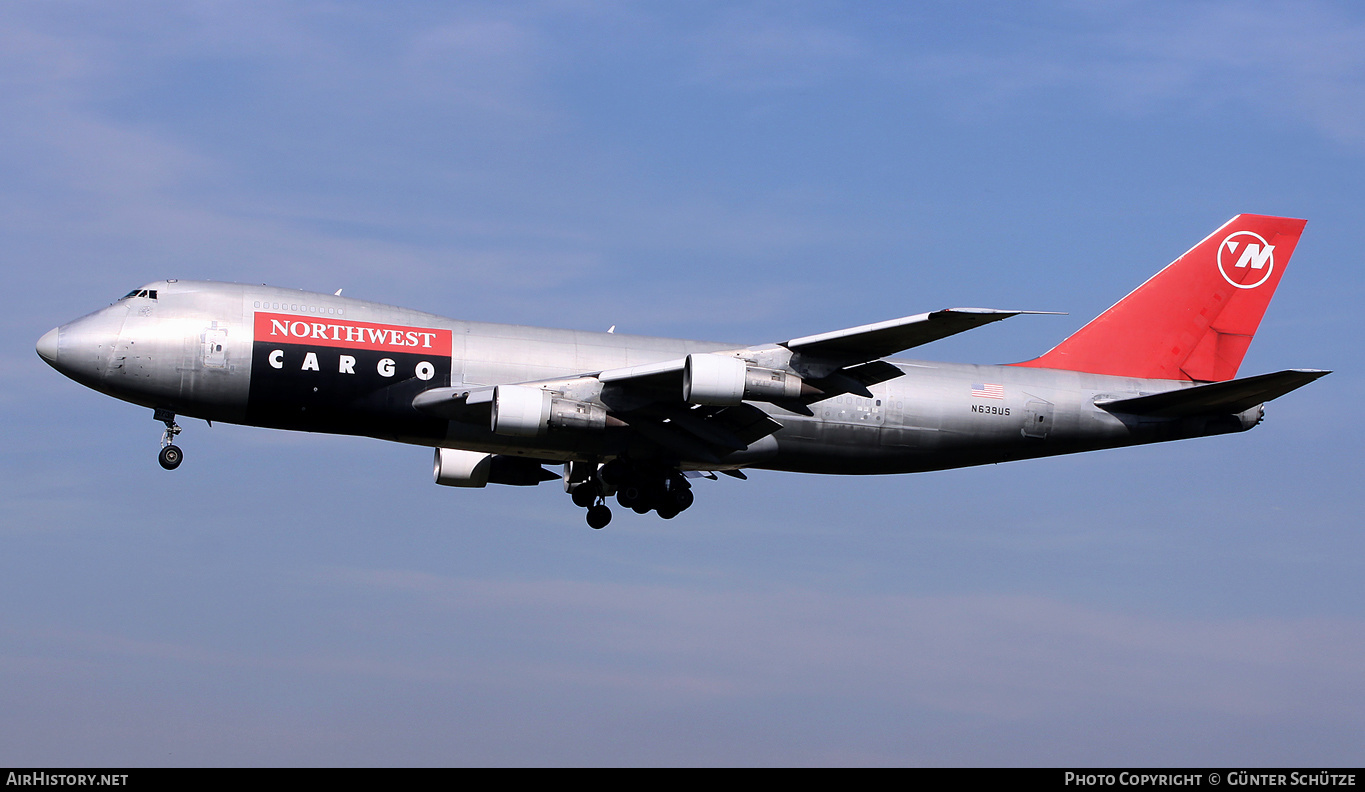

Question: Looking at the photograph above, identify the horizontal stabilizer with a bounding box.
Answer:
[1096,369,1329,417]
[783,308,1059,364]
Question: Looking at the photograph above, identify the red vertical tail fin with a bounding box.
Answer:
[1012,214,1305,381]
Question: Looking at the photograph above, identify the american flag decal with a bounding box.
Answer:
[971,383,1004,399]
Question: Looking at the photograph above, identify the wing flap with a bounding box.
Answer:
[1096,369,1329,417]
[621,403,783,460]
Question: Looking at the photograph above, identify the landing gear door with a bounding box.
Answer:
[203,324,229,369]
[1023,399,1053,439]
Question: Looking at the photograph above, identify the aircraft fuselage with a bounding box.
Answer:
[39,279,1256,478]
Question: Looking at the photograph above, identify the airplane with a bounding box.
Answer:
[36,214,1328,529]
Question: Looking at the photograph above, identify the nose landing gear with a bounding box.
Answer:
[154,408,183,470]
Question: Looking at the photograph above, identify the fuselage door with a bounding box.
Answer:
[1023,399,1053,439]
[203,325,229,369]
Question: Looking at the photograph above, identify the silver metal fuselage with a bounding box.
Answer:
[39,280,1256,475]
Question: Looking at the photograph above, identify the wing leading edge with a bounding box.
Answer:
[781,308,1062,365]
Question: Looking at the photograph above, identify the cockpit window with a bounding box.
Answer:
[121,290,140,300]
[119,289,159,300]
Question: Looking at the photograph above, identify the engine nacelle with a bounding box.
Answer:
[549,397,608,432]
[491,385,551,436]
[491,384,609,436]
[434,448,559,487]
[682,354,806,405]
[433,448,492,488]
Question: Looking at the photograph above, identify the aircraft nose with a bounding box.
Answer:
[36,326,60,365]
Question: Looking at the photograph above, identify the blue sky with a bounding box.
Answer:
[2,0,1362,766]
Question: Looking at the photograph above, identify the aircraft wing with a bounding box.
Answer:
[412,379,780,464]
[413,307,1051,458]
[607,402,782,465]
[596,357,687,394]
[587,307,1052,395]
[781,308,1059,365]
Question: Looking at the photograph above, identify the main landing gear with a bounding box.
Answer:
[154,408,183,470]
[568,460,696,529]
[571,477,614,529]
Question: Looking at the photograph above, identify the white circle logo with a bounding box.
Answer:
[1217,231,1275,289]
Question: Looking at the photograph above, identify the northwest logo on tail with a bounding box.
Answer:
[1217,230,1275,289]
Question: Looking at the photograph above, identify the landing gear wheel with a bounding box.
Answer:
[154,408,183,470]
[617,486,642,509]
[158,444,183,470]
[571,483,598,508]
[586,504,612,530]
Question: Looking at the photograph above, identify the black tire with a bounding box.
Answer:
[586,504,612,529]
[571,484,597,508]
[671,488,694,511]
[656,506,680,520]
[158,444,183,470]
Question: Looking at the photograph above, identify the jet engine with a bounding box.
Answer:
[434,448,558,487]
[490,384,608,437]
[682,353,806,406]
[433,448,493,487]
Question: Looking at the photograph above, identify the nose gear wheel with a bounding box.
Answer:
[154,408,183,470]
[158,444,183,470]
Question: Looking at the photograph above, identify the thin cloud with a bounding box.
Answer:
[899,1,1365,144]
[689,10,865,91]
[320,569,1365,721]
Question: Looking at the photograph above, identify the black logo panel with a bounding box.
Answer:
[247,343,452,440]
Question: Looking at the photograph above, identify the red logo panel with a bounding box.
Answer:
[254,312,453,355]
